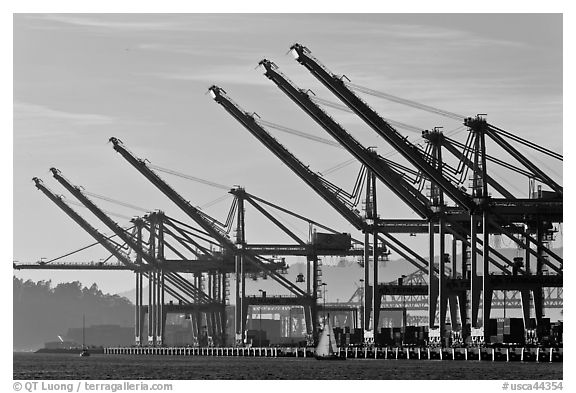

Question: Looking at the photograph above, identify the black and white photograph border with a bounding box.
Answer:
[5,0,573,389]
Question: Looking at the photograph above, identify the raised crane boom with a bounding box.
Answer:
[208,85,366,230]
[259,59,434,219]
[289,43,477,212]
[108,137,307,297]
[33,177,136,268]
[208,86,438,273]
[48,168,211,303]
[109,138,237,250]
[32,177,195,304]
[255,61,524,275]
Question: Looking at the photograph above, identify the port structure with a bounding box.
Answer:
[26,174,240,346]
[29,173,228,347]
[107,137,376,346]
[285,44,561,345]
[209,43,562,347]
[20,172,369,347]
[15,43,562,350]
[19,137,376,347]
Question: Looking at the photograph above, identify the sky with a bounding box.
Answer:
[12,13,563,296]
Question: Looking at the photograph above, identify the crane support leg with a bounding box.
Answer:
[311,256,319,343]
[438,218,447,339]
[306,256,311,295]
[372,229,380,337]
[444,295,454,333]
[482,213,492,343]
[525,235,531,274]
[138,272,144,344]
[520,290,531,328]
[470,216,480,328]
[452,235,458,278]
[156,269,164,346]
[148,272,154,345]
[428,221,438,328]
[303,305,313,344]
[234,255,244,346]
[135,272,141,346]
[461,241,467,280]
[457,293,467,336]
[363,231,371,333]
[533,287,544,323]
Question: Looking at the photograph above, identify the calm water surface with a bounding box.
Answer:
[13,352,562,380]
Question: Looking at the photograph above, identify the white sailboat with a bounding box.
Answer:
[314,315,345,360]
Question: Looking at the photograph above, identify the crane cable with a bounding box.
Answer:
[40,226,135,264]
[84,191,150,213]
[257,119,343,148]
[342,81,562,161]
[310,96,425,134]
[149,164,232,191]
[345,82,466,121]
[64,198,134,221]
[200,193,232,209]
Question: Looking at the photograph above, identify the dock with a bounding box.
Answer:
[104,346,562,362]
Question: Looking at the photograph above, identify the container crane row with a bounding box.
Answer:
[18,42,562,351]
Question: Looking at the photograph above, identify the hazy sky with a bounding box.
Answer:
[13,14,563,295]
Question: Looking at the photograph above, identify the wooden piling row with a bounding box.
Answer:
[102,346,562,362]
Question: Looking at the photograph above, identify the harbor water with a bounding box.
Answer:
[13,352,562,380]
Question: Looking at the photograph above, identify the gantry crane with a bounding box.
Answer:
[107,137,334,345]
[209,85,454,343]
[47,168,229,346]
[30,177,219,345]
[257,60,549,339]
[287,43,562,343]
[208,85,525,343]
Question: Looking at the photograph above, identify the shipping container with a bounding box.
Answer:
[312,232,352,250]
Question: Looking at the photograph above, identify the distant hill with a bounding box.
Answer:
[13,277,134,351]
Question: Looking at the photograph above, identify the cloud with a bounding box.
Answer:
[323,21,526,49]
[141,65,273,88]
[13,101,162,142]
[24,14,238,33]
[14,101,115,127]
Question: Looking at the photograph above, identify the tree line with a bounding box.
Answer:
[13,277,134,351]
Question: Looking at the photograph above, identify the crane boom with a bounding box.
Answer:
[209,85,366,230]
[289,43,477,212]
[48,168,211,303]
[259,59,434,219]
[109,138,237,250]
[33,177,136,268]
[208,86,435,273]
[108,138,307,297]
[32,177,195,304]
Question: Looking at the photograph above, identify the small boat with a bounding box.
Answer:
[314,316,345,360]
[79,315,90,357]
